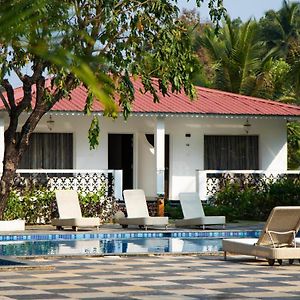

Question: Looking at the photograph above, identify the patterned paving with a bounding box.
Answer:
[0,255,300,299]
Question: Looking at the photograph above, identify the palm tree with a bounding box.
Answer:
[259,0,300,59]
[198,16,271,97]
[258,0,300,98]
[258,1,300,170]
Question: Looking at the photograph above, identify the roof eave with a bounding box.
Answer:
[50,111,300,120]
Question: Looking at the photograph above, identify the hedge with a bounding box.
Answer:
[209,177,300,221]
[4,186,118,224]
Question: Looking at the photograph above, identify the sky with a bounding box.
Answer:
[177,0,291,22]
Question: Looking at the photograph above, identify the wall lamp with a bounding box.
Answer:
[47,115,55,131]
[185,133,191,146]
[243,119,251,134]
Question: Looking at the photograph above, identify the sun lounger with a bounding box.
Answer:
[51,190,100,231]
[175,192,225,229]
[223,206,300,265]
[116,189,168,230]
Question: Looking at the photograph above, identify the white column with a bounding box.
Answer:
[0,117,4,171]
[113,169,123,200]
[155,117,165,196]
[133,133,138,188]
[196,170,207,200]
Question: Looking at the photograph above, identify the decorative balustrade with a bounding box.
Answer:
[12,169,159,217]
[13,169,123,200]
[196,170,300,200]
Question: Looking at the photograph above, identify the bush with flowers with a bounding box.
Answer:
[4,183,118,224]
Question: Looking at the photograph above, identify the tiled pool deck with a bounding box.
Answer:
[1,222,300,299]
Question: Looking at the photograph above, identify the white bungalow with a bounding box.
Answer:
[1,79,300,200]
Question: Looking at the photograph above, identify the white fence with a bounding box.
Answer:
[14,169,123,200]
[196,170,300,200]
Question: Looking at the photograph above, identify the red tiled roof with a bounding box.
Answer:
[4,78,300,118]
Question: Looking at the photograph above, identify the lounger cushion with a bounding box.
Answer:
[175,216,225,227]
[118,216,168,226]
[52,217,100,227]
[223,238,300,260]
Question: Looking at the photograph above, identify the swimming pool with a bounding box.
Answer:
[0,230,261,257]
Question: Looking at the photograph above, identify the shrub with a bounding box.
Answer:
[4,185,118,224]
[164,201,183,219]
[210,177,300,221]
[4,187,56,224]
[203,204,237,223]
[79,190,119,222]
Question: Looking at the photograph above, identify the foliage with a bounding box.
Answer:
[3,186,118,224]
[198,16,294,100]
[164,200,183,219]
[211,177,300,221]
[288,122,300,169]
[258,0,300,58]
[203,204,236,222]
[4,187,56,224]
[258,0,300,98]
[198,16,269,96]
[79,189,118,221]
[265,58,291,100]
[287,40,300,98]
[178,10,214,87]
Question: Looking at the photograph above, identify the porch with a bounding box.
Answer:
[11,168,300,207]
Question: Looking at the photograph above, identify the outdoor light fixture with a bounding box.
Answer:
[243,119,251,134]
[47,115,55,131]
[185,133,191,146]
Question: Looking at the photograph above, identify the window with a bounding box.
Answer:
[18,133,73,169]
[204,135,259,170]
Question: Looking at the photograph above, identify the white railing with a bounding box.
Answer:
[196,170,300,200]
[14,169,123,200]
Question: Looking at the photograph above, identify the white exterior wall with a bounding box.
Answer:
[166,117,287,199]
[259,119,287,170]
[5,113,288,200]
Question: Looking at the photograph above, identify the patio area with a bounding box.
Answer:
[1,251,300,299]
[0,222,299,299]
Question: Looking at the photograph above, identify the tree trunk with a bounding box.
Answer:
[0,75,76,220]
[0,103,50,219]
[0,108,48,219]
[0,142,20,219]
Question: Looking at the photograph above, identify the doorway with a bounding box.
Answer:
[108,134,133,190]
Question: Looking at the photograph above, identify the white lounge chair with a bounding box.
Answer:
[116,189,168,230]
[175,192,225,229]
[51,190,100,231]
[223,206,300,266]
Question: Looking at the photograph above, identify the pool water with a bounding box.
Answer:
[0,238,223,256]
[0,230,261,257]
